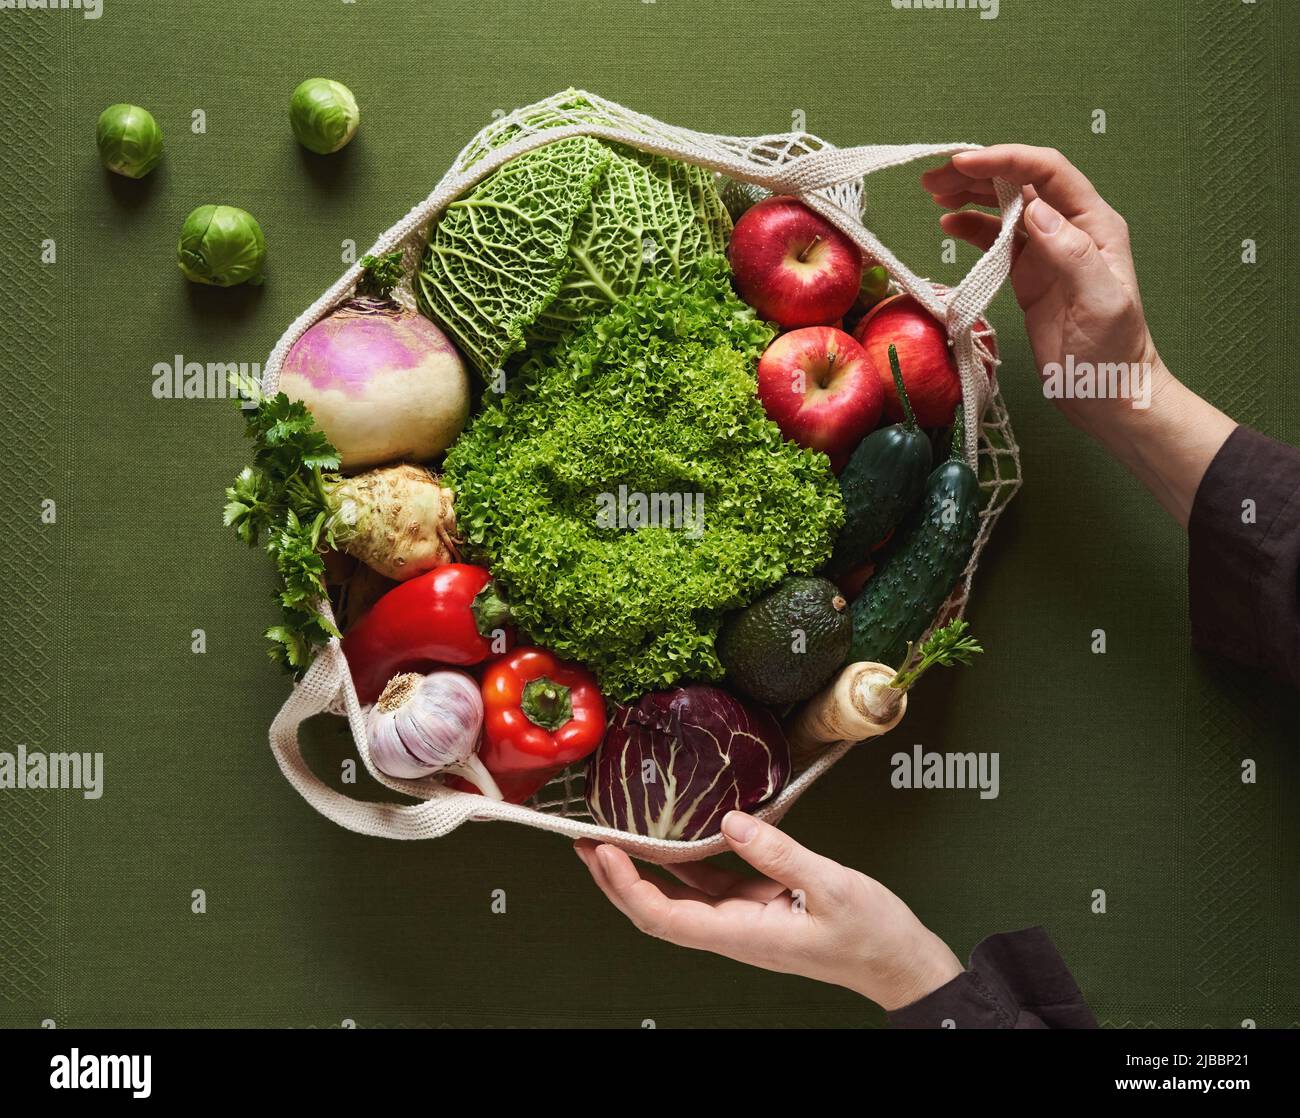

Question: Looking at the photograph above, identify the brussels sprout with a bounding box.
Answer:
[96,104,164,179]
[289,78,359,155]
[177,205,266,287]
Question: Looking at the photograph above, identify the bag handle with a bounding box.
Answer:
[267,630,866,862]
[767,142,1022,466]
[263,121,1020,466]
[267,641,481,840]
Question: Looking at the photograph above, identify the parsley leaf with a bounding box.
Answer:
[224,392,344,674]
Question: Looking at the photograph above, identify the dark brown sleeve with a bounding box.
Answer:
[1187,425,1300,689]
[887,927,1097,1029]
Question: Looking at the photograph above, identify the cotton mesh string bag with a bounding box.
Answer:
[259,91,1023,865]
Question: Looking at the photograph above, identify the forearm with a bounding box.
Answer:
[846,928,964,1012]
[1079,359,1237,529]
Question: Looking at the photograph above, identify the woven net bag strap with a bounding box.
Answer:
[266,626,859,862]
[268,638,484,840]
[772,142,1023,466]
[259,124,1019,467]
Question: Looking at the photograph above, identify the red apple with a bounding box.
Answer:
[728,197,863,328]
[853,294,996,428]
[757,327,883,472]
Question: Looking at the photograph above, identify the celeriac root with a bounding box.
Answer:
[786,661,907,765]
[334,463,460,581]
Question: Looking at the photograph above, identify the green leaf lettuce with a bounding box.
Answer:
[444,260,844,701]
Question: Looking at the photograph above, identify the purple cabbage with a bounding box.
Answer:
[585,685,791,841]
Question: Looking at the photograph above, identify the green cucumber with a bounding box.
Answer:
[826,345,932,578]
[848,407,982,668]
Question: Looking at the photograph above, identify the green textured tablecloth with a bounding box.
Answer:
[1,0,1296,1029]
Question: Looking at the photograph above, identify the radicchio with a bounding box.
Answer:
[585,686,791,841]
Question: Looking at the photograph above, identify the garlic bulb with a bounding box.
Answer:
[365,671,502,799]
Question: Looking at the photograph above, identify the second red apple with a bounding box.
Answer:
[728,197,863,328]
[854,294,997,428]
[757,327,883,473]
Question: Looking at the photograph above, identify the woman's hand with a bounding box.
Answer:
[922,144,1235,526]
[924,144,1160,433]
[575,811,963,1012]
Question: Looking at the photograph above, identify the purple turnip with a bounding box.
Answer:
[280,255,471,472]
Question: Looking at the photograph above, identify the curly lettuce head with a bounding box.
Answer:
[416,136,731,375]
[444,261,844,701]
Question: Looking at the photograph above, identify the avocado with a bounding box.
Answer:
[718,576,852,705]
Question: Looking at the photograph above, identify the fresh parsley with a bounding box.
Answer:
[223,390,343,672]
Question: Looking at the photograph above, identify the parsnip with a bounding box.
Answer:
[786,620,983,764]
[786,662,907,763]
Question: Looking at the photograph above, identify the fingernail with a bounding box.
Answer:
[573,842,591,866]
[722,812,758,844]
[1027,198,1062,234]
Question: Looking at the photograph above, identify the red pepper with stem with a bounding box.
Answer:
[458,647,605,804]
[341,564,513,705]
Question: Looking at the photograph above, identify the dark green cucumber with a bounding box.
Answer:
[826,345,932,578]
[848,407,981,668]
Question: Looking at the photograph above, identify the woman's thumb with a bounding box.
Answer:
[1024,198,1108,287]
[721,812,839,895]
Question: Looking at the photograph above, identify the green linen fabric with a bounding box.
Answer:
[0,0,1296,1028]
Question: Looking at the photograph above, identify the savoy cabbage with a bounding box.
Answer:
[416,136,731,374]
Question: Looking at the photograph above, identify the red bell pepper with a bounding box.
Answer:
[341,564,513,705]
[474,647,605,803]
